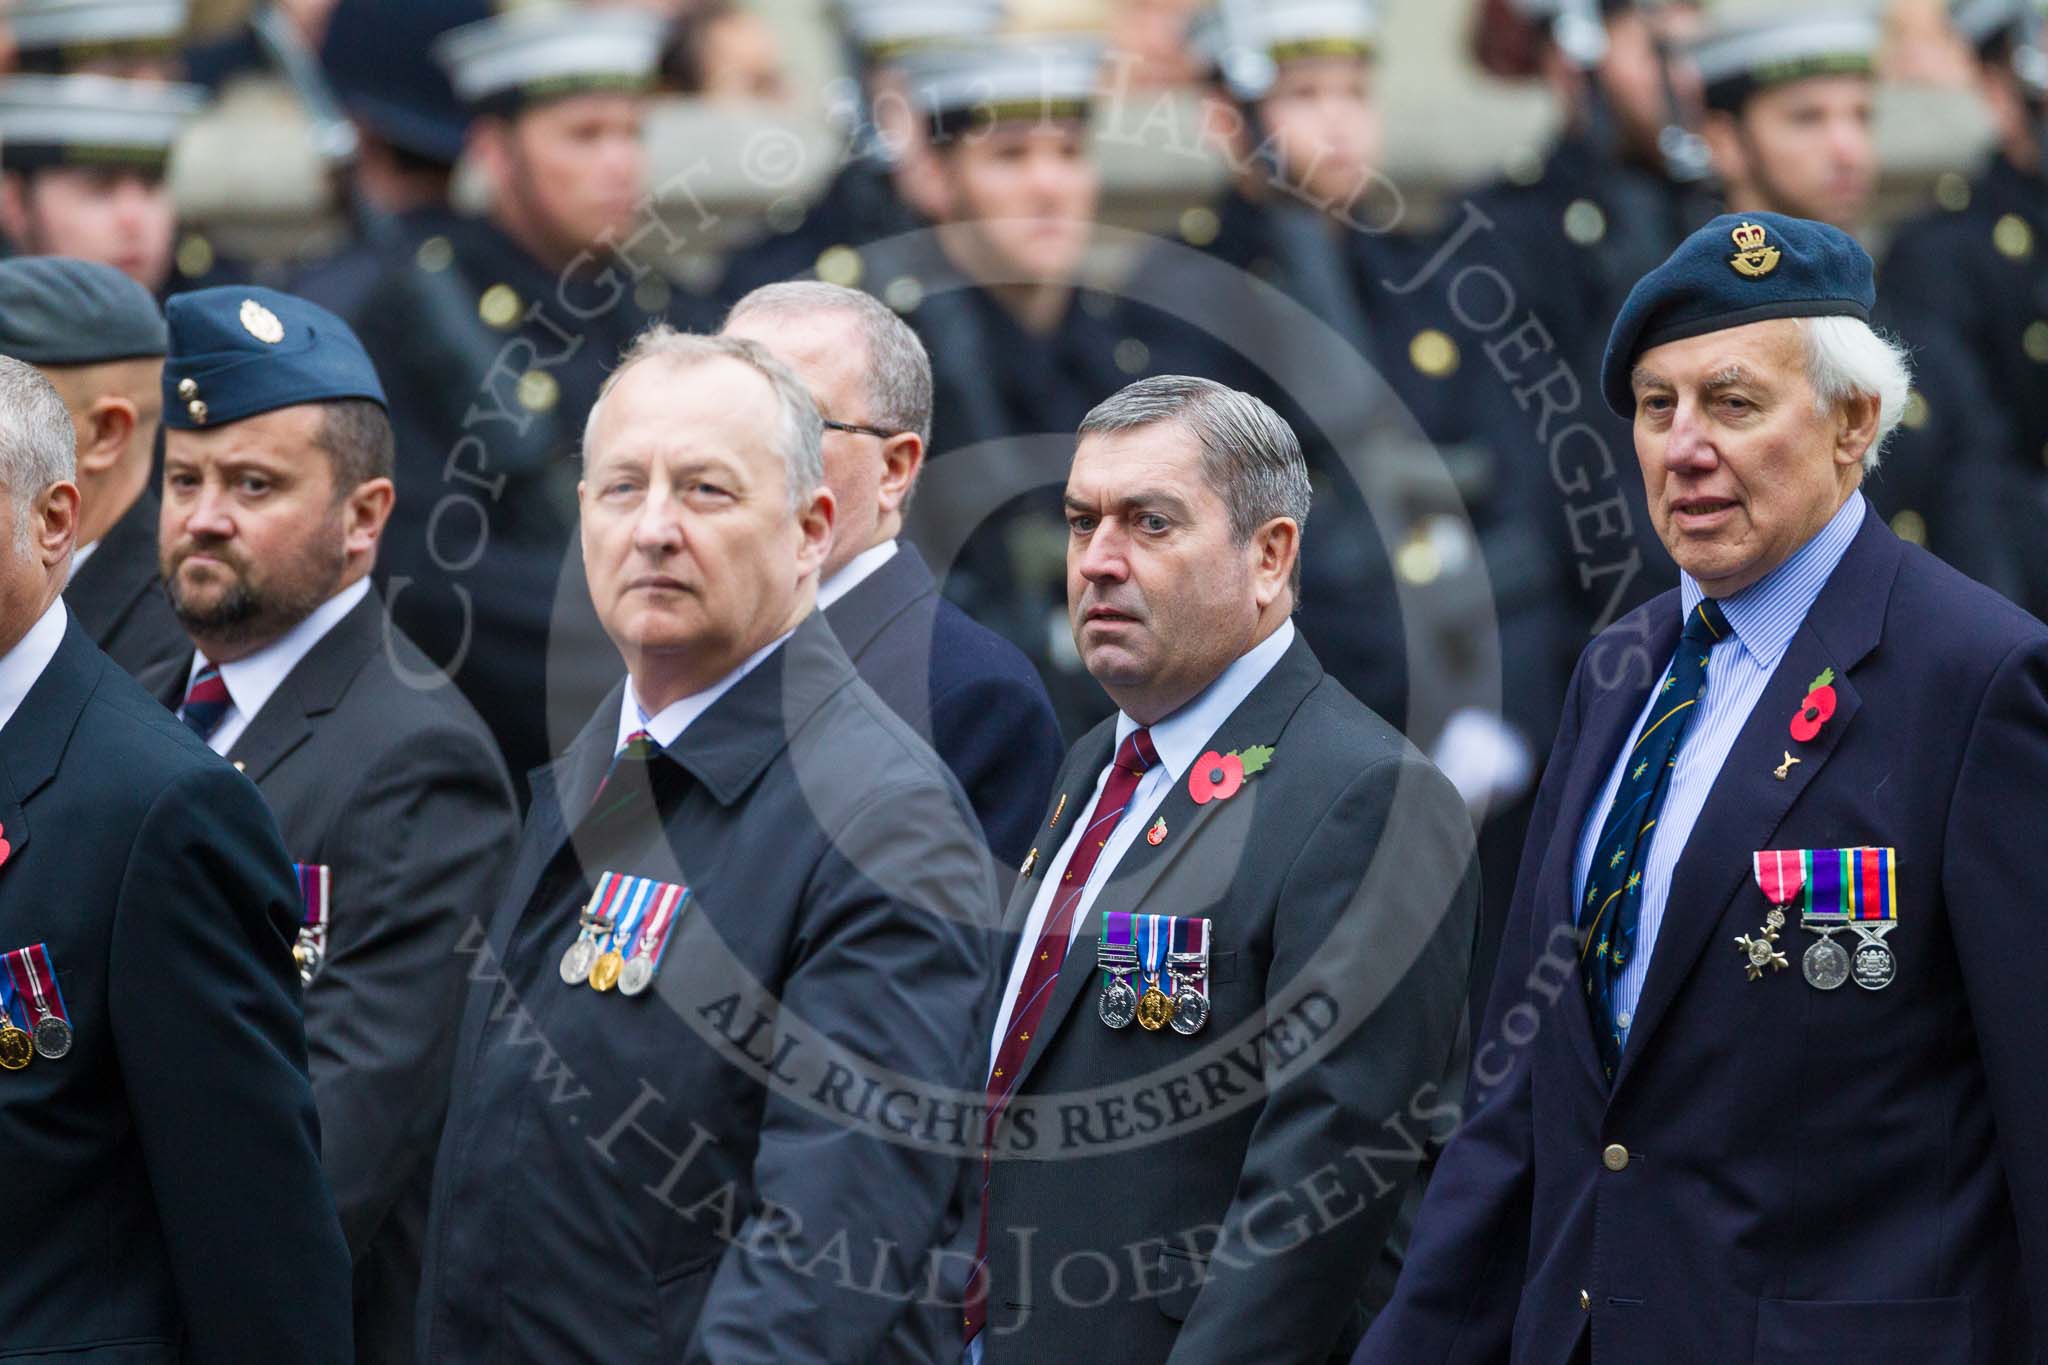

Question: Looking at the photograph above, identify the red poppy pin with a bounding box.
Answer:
[1146,816,1167,846]
[1789,668,1837,744]
[1189,744,1275,805]
[0,821,11,869]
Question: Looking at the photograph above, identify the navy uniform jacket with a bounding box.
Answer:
[982,633,1477,1364]
[352,214,721,791]
[1884,153,2048,615]
[1357,515,2048,1365]
[0,615,352,1362]
[419,616,998,1363]
[62,489,187,680]
[822,541,1061,868]
[717,157,925,307]
[141,588,518,1365]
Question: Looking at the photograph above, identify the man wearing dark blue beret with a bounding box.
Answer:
[136,285,519,1365]
[1356,211,2048,1364]
[0,256,188,680]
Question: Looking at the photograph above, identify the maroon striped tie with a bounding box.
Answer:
[964,727,1159,1341]
[179,660,230,741]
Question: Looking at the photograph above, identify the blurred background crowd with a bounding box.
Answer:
[5,0,2045,996]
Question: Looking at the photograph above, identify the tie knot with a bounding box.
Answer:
[1682,598,1731,648]
[617,728,656,761]
[1113,727,1158,775]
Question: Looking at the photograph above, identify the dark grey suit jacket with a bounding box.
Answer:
[980,632,1478,1364]
[143,587,518,1365]
[420,614,999,1363]
[63,489,187,681]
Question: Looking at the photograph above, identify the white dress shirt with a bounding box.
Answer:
[815,539,900,612]
[987,620,1296,1077]
[179,577,371,757]
[0,597,68,736]
[614,628,794,754]
[1572,492,1866,1040]
[67,539,99,581]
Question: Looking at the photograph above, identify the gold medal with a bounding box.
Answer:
[589,950,625,993]
[1136,986,1172,1031]
[0,1022,31,1071]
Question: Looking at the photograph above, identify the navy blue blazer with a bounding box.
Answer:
[0,615,352,1362]
[822,542,1061,869]
[1356,514,2048,1365]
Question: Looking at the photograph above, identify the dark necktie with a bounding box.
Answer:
[1580,598,1732,1078]
[180,661,230,742]
[964,727,1159,1341]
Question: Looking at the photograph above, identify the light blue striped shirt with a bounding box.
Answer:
[1573,492,1866,1040]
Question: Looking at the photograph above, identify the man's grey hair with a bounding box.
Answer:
[1078,375,1312,595]
[1801,317,1913,475]
[585,326,825,510]
[0,355,77,556]
[723,281,935,448]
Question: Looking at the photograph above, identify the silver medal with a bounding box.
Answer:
[1801,935,1850,991]
[1098,974,1137,1029]
[32,1014,72,1060]
[559,937,598,985]
[618,956,655,997]
[1851,940,1896,990]
[1169,986,1210,1035]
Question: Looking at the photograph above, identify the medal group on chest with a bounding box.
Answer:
[558,871,688,998]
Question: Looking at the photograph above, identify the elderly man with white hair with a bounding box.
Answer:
[1356,212,2048,1365]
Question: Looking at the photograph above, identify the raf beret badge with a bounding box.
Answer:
[240,297,285,344]
[1729,221,1781,280]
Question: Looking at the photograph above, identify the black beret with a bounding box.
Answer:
[0,255,166,364]
[163,286,387,430]
[1600,211,1875,416]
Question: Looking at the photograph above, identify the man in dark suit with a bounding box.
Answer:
[1356,214,2048,1364]
[969,375,1478,1363]
[0,354,352,1361]
[0,257,187,678]
[724,280,1062,867]
[139,285,519,1364]
[418,331,997,1363]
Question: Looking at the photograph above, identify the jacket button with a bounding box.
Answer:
[1580,1289,1592,1312]
[1602,1143,1630,1171]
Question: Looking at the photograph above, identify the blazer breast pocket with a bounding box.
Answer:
[1753,1295,1971,1365]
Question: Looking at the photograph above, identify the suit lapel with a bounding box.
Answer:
[1614,520,1900,1089]
[64,491,161,643]
[0,618,104,873]
[1548,611,1683,1091]
[819,544,937,665]
[226,592,384,783]
[1010,635,1325,1094]
[997,727,1114,939]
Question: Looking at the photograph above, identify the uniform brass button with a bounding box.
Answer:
[516,369,560,413]
[1995,213,2034,262]
[1934,171,1971,213]
[1113,338,1150,374]
[415,235,454,273]
[1602,1143,1629,1172]
[1563,198,1606,246]
[2024,321,2048,363]
[177,377,198,400]
[1890,509,1927,546]
[187,398,208,425]
[816,245,862,288]
[1178,206,1220,247]
[883,275,924,314]
[176,232,214,280]
[1901,390,1929,430]
[1409,328,1459,378]
[478,283,521,329]
[1580,1288,1592,1312]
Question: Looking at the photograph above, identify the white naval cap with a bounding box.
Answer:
[4,0,187,60]
[1691,3,1881,110]
[834,0,1006,59]
[898,32,1104,134]
[0,72,203,170]
[1950,0,2048,45]
[1189,0,1379,103]
[432,3,664,114]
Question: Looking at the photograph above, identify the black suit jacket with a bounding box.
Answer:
[823,543,1062,868]
[142,588,518,1365]
[420,615,999,1363]
[0,614,351,1361]
[62,489,186,681]
[981,632,1478,1364]
[1358,517,2048,1365]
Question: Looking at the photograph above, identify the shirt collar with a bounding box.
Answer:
[0,597,68,736]
[1115,619,1296,779]
[816,539,899,612]
[1681,490,1866,670]
[67,540,98,579]
[618,628,794,754]
[191,577,371,720]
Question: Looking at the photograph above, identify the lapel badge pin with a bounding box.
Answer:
[1146,817,1167,847]
[1773,751,1801,781]
[1021,848,1039,879]
[1789,669,1838,744]
[1048,793,1067,829]
[1188,743,1275,806]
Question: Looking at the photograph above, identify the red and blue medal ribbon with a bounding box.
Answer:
[626,880,688,970]
[3,943,70,1030]
[1137,913,1170,997]
[292,863,330,931]
[1800,846,1897,925]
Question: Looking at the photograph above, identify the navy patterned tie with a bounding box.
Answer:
[1580,598,1732,1078]
[180,661,231,742]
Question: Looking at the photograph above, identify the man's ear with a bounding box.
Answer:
[1249,515,1300,613]
[34,480,80,569]
[875,432,924,518]
[1835,391,1882,475]
[0,172,32,249]
[341,476,396,561]
[76,395,139,477]
[1700,109,1747,189]
[797,484,836,580]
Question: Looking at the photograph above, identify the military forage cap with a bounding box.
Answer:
[432,3,664,116]
[0,256,166,364]
[162,286,387,431]
[0,73,202,173]
[1600,211,1876,416]
[1190,0,1379,102]
[900,33,1105,139]
[1691,4,1881,112]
